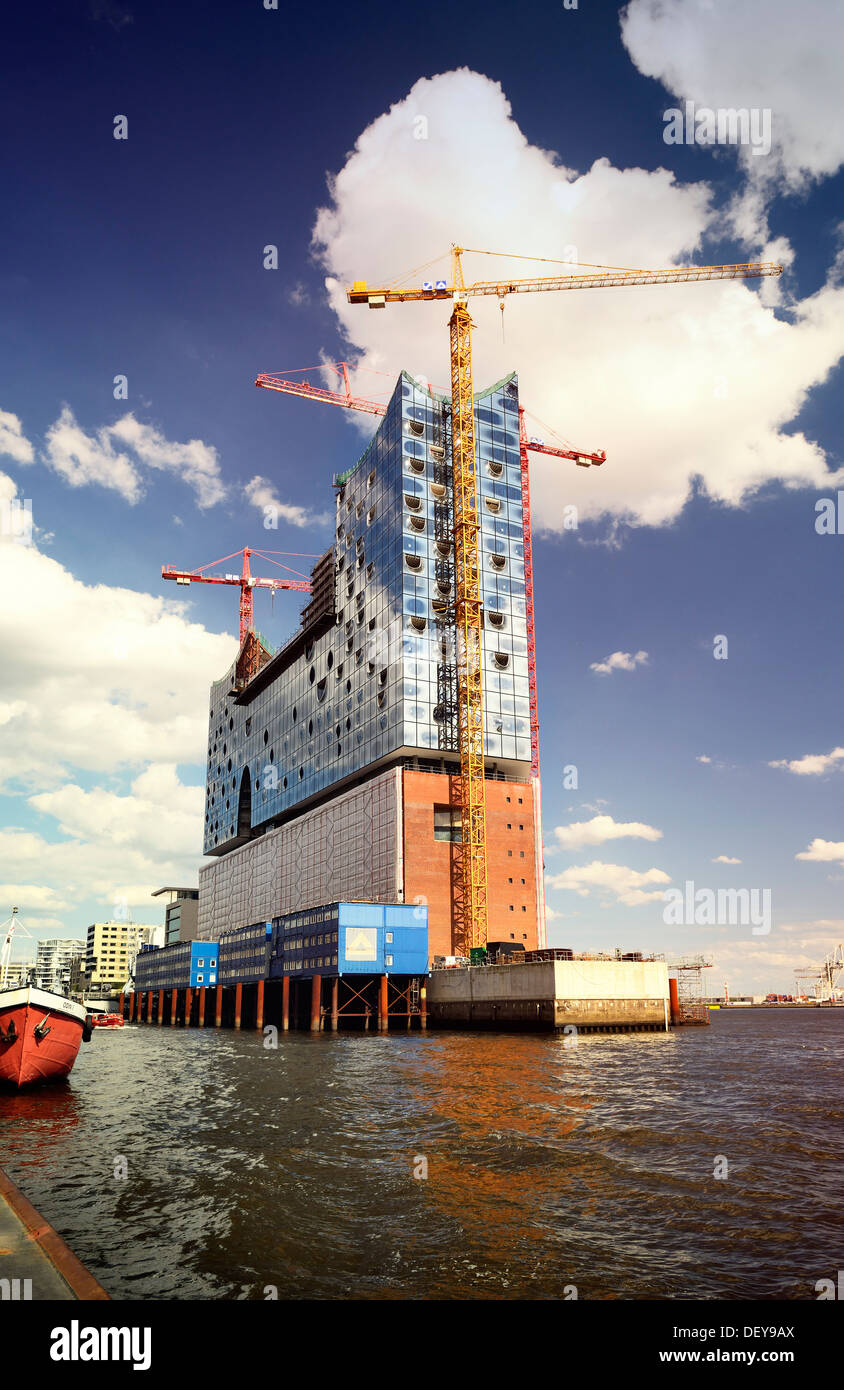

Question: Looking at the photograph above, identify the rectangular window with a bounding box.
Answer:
[433,805,461,842]
[385,954,393,966]
[197,973,204,983]
[385,932,393,943]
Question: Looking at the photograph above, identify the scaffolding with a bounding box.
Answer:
[668,955,713,1025]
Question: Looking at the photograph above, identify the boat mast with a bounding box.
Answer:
[0,907,19,988]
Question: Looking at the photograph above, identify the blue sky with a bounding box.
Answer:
[1,0,842,994]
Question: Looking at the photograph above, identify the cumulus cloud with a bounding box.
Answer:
[713,855,742,864]
[243,475,329,529]
[590,649,649,676]
[0,410,34,465]
[0,884,69,912]
[546,860,671,906]
[42,407,226,508]
[0,823,202,919]
[0,538,234,790]
[553,814,663,850]
[770,746,844,776]
[795,839,844,868]
[44,407,141,502]
[310,68,844,532]
[0,538,234,917]
[109,414,225,509]
[621,0,844,224]
[696,754,712,763]
[30,765,204,861]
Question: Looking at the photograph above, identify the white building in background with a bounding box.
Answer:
[0,959,35,989]
[35,938,85,993]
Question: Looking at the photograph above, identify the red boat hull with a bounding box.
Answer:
[0,987,87,1088]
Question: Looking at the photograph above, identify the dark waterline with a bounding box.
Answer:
[1,1010,840,1300]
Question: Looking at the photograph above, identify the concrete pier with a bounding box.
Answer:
[0,1167,109,1301]
[427,959,670,1032]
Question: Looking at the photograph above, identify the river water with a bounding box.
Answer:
[1,1009,839,1300]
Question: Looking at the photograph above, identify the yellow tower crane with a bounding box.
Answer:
[348,246,783,957]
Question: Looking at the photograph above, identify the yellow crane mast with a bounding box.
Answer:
[348,247,783,956]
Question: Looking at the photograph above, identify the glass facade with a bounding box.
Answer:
[204,370,530,855]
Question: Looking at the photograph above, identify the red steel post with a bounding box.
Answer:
[234,982,242,1030]
[310,974,321,1032]
[157,991,164,1025]
[330,977,339,1032]
[669,977,681,1025]
[215,985,223,1028]
[255,980,264,1031]
[170,988,178,1026]
[198,986,206,1027]
[420,983,427,1031]
[184,987,193,1027]
[281,976,290,1032]
[378,974,388,1032]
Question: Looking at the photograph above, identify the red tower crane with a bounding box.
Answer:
[161,547,314,646]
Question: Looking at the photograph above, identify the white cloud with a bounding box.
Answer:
[553,814,663,850]
[0,823,201,918]
[0,410,34,465]
[590,649,649,676]
[30,765,204,861]
[770,746,844,776]
[109,415,226,509]
[244,475,330,529]
[796,839,844,868]
[42,407,226,508]
[621,0,844,204]
[713,855,742,864]
[44,406,141,502]
[696,754,712,763]
[0,537,234,790]
[310,69,844,532]
[547,860,671,906]
[0,885,69,912]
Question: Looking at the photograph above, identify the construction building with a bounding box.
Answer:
[198,371,542,961]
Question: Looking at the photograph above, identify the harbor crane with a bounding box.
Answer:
[343,246,783,956]
[161,547,314,647]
